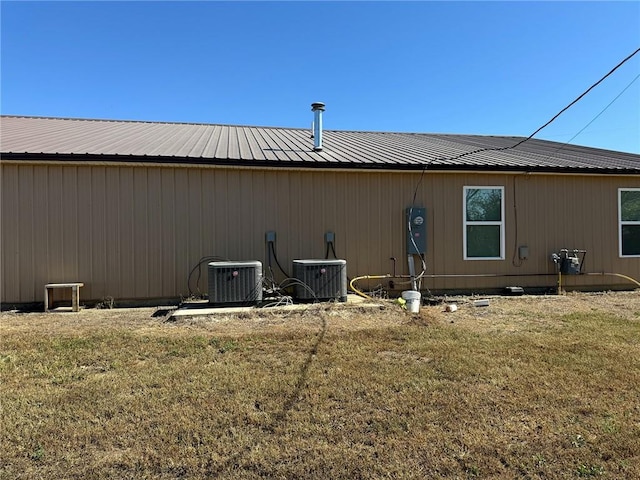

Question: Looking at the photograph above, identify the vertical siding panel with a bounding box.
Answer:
[357,173,371,272]
[287,171,300,262]
[251,170,267,262]
[62,167,79,285]
[595,178,609,271]
[312,172,326,258]
[267,170,287,279]
[317,170,327,256]
[510,173,532,273]
[17,166,34,301]
[301,171,321,259]
[32,167,50,302]
[133,168,149,298]
[104,167,121,299]
[90,167,107,299]
[323,172,338,259]
[599,179,616,273]
[301,171,315,258]
[147,168,163,297]
[340,173,355,272]
[290,170,301,267]
[201,169,216,258]
[382,173,398,276]
[239,170,255,259]
[175,168,189,297]
[47,166,65,285]
[525,175,547,275]
[277,171,292,274]
[211,170,232,260]
[392,173,410,275]
[160,169,176,296]
[1,166,19,303]
[262,170,277,276]
[77,167,94,299]
[367,174,382,273]
[119,167,135,298]
[429,172,444,277]
[336,171,349,264]
[352,173,367,276]
[186,169,202,294]
[389,172,406,275]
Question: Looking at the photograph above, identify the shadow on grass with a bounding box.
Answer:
[207,312,328,475]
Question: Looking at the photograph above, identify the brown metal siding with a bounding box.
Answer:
[2,163,640,304]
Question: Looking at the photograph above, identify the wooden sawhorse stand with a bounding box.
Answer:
[44,283,84,312]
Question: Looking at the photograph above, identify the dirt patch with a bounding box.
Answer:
[2,291,638,337]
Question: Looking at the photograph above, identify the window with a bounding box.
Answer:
[619,188,640,257]
[464,186,505,260]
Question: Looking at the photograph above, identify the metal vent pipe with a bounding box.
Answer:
[311,102,325,151]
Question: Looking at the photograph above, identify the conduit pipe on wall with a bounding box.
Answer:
[349,272,640,300]
[584,272,640,288]
[423,272,640,289]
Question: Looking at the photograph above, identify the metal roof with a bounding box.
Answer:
[2,115,639,173]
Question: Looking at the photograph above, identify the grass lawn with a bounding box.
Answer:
[1,292,639,479]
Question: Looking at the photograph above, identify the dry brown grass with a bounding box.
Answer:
[1,292,639,479]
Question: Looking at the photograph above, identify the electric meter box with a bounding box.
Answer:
[406,207,427,254]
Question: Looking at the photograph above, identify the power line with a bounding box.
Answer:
[414,48,640,168]
[410,46,640,202]
[557,73,640,149]
[514,47,640,148]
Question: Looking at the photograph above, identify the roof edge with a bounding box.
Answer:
[3,152,639,175]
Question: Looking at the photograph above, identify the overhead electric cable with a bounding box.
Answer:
[410,46,640,202]
[405,47,640,287]
[555,72,640,150]
[514,47,640,148]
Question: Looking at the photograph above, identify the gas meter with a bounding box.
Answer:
[550,249,586,275]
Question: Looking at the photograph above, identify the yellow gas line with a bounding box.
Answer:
[584,272,640,288]
[349,275,391,300]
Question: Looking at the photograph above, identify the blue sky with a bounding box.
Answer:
[2,1,639,153]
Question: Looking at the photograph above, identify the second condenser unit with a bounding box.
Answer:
[208,261,263,306]
[292,259,348,302]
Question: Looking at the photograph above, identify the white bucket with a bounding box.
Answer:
[401,290,421,313]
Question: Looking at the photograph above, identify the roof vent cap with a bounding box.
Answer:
[311,102,325,151]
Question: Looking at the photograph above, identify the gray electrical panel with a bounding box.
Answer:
[406,207,427,254]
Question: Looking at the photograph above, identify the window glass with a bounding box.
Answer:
[620,189,640,257]
[622,226,640,256]
[466,188,502,222]
[621,190,640,222]
[464,186,504,260]
[466,225,501,258]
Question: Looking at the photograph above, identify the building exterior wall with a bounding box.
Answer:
[2,161,640,304]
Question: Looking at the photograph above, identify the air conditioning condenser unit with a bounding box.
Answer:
[208,261,262,306]
[292,259,347,302]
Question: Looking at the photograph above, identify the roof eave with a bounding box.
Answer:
[2,152,639,175]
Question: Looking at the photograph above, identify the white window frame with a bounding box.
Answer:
[463,186,505,260]
[619,188,640,258]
